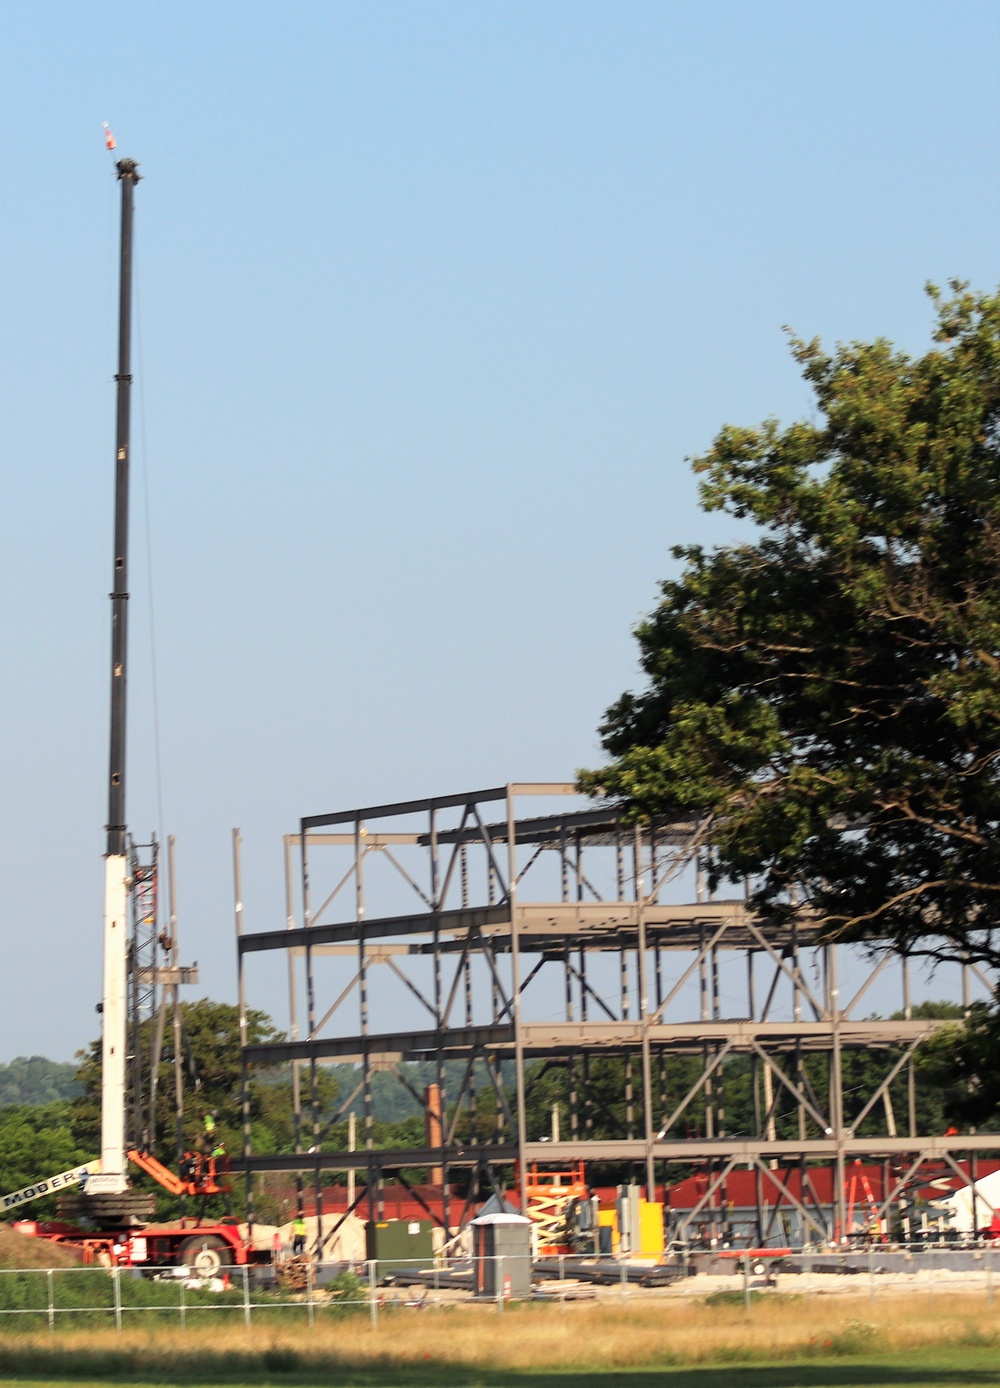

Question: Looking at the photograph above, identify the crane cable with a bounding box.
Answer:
[132,227,167,854]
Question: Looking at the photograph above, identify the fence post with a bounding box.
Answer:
[989,1243,995,1307]
[368,1259,379,1329]
[868,1242,875,1306]
[307,1259,315,1328]
[179,1277,186,1330]
[47,1269,54,1333]
[112,1264,122,1333]
[495,1257,504,1314]
[243,1264,251,1328]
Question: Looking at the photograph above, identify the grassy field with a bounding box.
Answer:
[1,1363,999,1388]
[0,1355,997,1388]
[0,1295,998,1386]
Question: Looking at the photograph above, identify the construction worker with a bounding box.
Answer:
[292,1213,307,1256]
[205,1140,234,1219]
[208,1139,227,1182]
[199,1111,217,1155]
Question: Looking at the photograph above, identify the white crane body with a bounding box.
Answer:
[94,853,129,1193]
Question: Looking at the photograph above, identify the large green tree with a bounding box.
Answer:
[581,284,1000,970]
[72,998,285,1159]
[72,999,341,1220]
[72,999,340,1171]
[0,1104,90,1220]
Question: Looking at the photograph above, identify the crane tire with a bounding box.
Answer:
[179,1233,233,1278]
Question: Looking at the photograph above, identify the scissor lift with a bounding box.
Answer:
[522,1162,588,1254]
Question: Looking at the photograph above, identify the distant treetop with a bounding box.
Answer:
[0,1056,82,1108]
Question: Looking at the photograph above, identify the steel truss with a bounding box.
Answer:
[126,835,159,1152]
[126,835,200,1163]
[234,784,999,1248]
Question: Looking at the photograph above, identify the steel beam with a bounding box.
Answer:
[243,1022,514,1065]
[242,1143,517,1174]
[239,904,510,953]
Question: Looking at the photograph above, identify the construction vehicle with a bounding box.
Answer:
[5,1147,245,1272]
[6,148,252,1276]
[520,1162,588,1255]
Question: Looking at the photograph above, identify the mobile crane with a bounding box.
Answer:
[4,149,252,1277]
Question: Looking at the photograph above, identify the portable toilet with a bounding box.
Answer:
[471,1212,532,1299]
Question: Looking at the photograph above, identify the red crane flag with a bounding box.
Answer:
[103,123,116,151]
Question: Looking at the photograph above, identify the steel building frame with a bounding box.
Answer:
[234,784,998,1249]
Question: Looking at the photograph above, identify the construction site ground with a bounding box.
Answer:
[372,1268,1000,1305]
[533,1267,1000,1301]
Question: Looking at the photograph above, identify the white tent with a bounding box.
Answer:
[936,1169,1000,1233]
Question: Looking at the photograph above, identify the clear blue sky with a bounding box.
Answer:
[0,1,996,1061]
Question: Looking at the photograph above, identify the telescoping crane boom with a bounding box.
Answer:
[87,156,206,1201]
[1,1164,100,1216]
[86,156,141,1199]
[1,148,245,1276]
[4,158,141,1211]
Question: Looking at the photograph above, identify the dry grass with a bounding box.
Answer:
[0,1226,79,1270]
[0,1292,998,1378]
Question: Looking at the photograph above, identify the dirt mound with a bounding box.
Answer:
[0,1222,81,1268]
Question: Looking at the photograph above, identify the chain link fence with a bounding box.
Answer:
[0,1259,490,1334]
[0,1245,995,1332]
